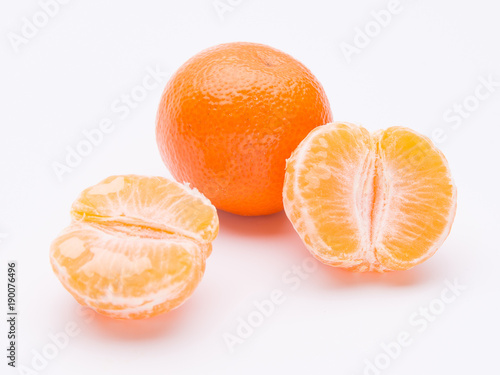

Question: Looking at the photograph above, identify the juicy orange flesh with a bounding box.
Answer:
[296,125,373,262]
[50,175,218,319]
[51,224,201,300]
[374,128,456,269]
[71,175,217,242]
[284,123,456,272]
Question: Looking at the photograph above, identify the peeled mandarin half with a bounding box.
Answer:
[283,122,457,272]
[50,175,218,319]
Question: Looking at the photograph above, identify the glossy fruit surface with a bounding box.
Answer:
[156,42,332,215]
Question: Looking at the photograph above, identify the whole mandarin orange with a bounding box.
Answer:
[156,42,332,215]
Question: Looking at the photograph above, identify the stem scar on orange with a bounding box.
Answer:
[156,42,333,216]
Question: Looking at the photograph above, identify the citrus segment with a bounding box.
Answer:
[373,127,457,270]
[71,175,217,243]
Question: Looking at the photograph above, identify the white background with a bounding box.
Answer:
[1,0,499,374]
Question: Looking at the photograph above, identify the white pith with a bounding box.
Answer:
[353,145,383,271]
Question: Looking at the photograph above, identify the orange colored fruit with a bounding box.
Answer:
[50,175,218,319]
[283,122,457,272]
[156,42,332,216]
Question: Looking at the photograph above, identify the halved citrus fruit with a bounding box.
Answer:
[283,122,457,272]
[50,175,218,319]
